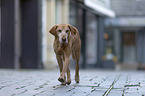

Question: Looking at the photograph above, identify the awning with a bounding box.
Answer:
[84,0,115,18]
[105,17,145,27]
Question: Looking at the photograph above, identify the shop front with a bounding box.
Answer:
[106,17,145,69]
[69,0,115,68]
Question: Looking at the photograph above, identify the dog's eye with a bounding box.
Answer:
[58,30,61,32]
[66,30,69,33]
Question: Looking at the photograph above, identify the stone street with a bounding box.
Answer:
[0,69,145,96]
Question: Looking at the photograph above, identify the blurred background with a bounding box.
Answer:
[0,0,145,70]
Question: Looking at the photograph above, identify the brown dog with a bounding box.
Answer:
[49,24,81,85]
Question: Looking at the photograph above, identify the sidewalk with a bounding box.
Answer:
[0,69,145,96]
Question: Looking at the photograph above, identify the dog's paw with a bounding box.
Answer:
[75,76,80,83]
[66,79,71,85]
[76,80,79,83]
[66,81,71,85]
[58,78,65,82]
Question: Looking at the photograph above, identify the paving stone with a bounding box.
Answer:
[108,89,123,96]
[87,89,106,96]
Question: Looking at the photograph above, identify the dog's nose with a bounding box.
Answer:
[62,38,66,42]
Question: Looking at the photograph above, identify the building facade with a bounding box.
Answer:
[0,0,115,69]
[0,0,42,69]
[105,0,145,69]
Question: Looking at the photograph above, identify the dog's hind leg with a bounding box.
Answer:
[75,60,80,83]
[72,51,80,83]
[72,48,80,83]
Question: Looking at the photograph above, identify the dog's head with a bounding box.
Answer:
[49,24,77,44]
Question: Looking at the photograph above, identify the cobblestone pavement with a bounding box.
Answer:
[0,69,145,96]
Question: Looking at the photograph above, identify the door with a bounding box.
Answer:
[122,32,136,64]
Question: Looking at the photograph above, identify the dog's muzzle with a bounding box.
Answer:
[62,38,66,42]
[59,33,68,43]
[61,37,68,43]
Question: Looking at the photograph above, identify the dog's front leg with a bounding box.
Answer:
[58,57,70,83]
[66,67,71,85]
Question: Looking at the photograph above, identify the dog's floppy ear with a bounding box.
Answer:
[68,24,77,36]
[49,25,58,36]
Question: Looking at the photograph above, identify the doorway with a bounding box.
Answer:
[122,32,137,64]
